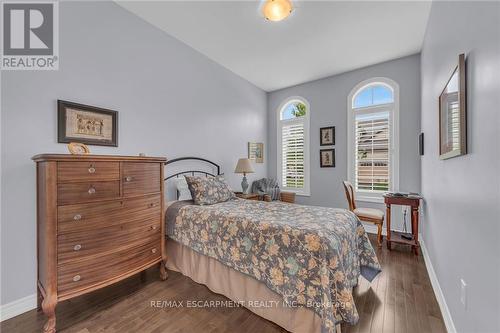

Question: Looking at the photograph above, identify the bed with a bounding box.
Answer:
[164,158,381,333]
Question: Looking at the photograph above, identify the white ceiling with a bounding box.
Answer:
[117,1,432,92]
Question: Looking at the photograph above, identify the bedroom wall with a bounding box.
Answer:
[420,2,500,332]
[0,1,267,307]
[267,54,421,230]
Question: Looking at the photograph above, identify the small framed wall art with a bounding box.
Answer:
[248,142,264,163]
[320,149,335,167]
[320,126,335,146]
[58,100,118,147]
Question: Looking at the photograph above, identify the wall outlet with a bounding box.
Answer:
[460,278,467,309]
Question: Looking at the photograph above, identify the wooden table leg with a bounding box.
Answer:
[386,204,391,250]
[412,207,419,255]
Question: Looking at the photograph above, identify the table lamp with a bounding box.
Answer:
[234,158,254,193]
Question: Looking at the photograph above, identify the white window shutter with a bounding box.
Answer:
[281,122,305,189]
[355,113,390,192]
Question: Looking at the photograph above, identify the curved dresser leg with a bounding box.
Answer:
[160,260,168,280]
[37,290,43,312]
[42,296,57,333]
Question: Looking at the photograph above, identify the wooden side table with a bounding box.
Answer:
[383,194,422,255]
[234,192,261,201]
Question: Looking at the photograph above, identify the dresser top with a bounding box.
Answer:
[32,154,167,163]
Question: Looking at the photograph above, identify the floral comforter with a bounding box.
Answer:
[166,199,381,332]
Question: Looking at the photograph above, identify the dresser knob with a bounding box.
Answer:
[150,225,157,231]
[151,248,157,254]
[125,176,133,182]
[88,167,96,174]
[88,187,96,194]
[73,214,82,221]
[73,275,81,282]
[149,203,156,208]
[73,244,82,251]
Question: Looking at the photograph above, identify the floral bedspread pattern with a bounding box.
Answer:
[167,199,381,332]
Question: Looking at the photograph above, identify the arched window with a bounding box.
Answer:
[353,84,394,108]
[277,97,310,196]
[348,78,399,201]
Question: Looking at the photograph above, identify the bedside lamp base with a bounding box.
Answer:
[241,174,249,193]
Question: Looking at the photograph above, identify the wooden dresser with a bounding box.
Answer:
[32,154,167,333]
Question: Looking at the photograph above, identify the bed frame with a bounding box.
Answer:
[164,157,222,199]
[164,157,222,180]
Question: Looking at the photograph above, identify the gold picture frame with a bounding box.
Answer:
[248,142,264,163]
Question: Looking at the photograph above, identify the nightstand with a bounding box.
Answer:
[384,194,422,255]
[234,192,261,201]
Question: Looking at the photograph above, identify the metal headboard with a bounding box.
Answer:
[164,157,222,181]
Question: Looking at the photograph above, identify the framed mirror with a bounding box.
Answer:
[439,54,466,159]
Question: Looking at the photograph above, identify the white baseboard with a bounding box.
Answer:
[419,237,456,333]
[0,293,37,322]
[364,225,456,333]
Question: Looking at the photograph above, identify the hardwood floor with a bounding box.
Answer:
[1,235,446,333]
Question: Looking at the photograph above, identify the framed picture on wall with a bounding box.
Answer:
[248,142,264,163]
[320,126,335,146]
[439,54,466,159]
[58,100,118,147]
[320,149,335,167]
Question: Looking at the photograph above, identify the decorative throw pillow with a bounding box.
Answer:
[185,175,235,205]
[175,177,192,201]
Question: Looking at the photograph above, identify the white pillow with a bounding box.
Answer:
[175,177,192,200]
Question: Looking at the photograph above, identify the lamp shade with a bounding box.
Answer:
[234,158,254,174]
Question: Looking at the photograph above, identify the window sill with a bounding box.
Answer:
[355,195,384,204]
[283,189,310,197]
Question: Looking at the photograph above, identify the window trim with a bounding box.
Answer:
[347,78,399,203]
[277,96,311,196]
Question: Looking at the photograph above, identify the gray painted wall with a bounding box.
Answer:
[267,54,421,230]
[0,1,267,305]
[420,2,500,332]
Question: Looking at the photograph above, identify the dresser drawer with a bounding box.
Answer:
[57,219,160,264]
[122,162,160,197]
[58,181,120,205]
[57,241,161,296]
[58,162,120,182]
[57,195,161,234]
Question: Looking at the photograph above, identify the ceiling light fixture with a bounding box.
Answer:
[262,0,293,22]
